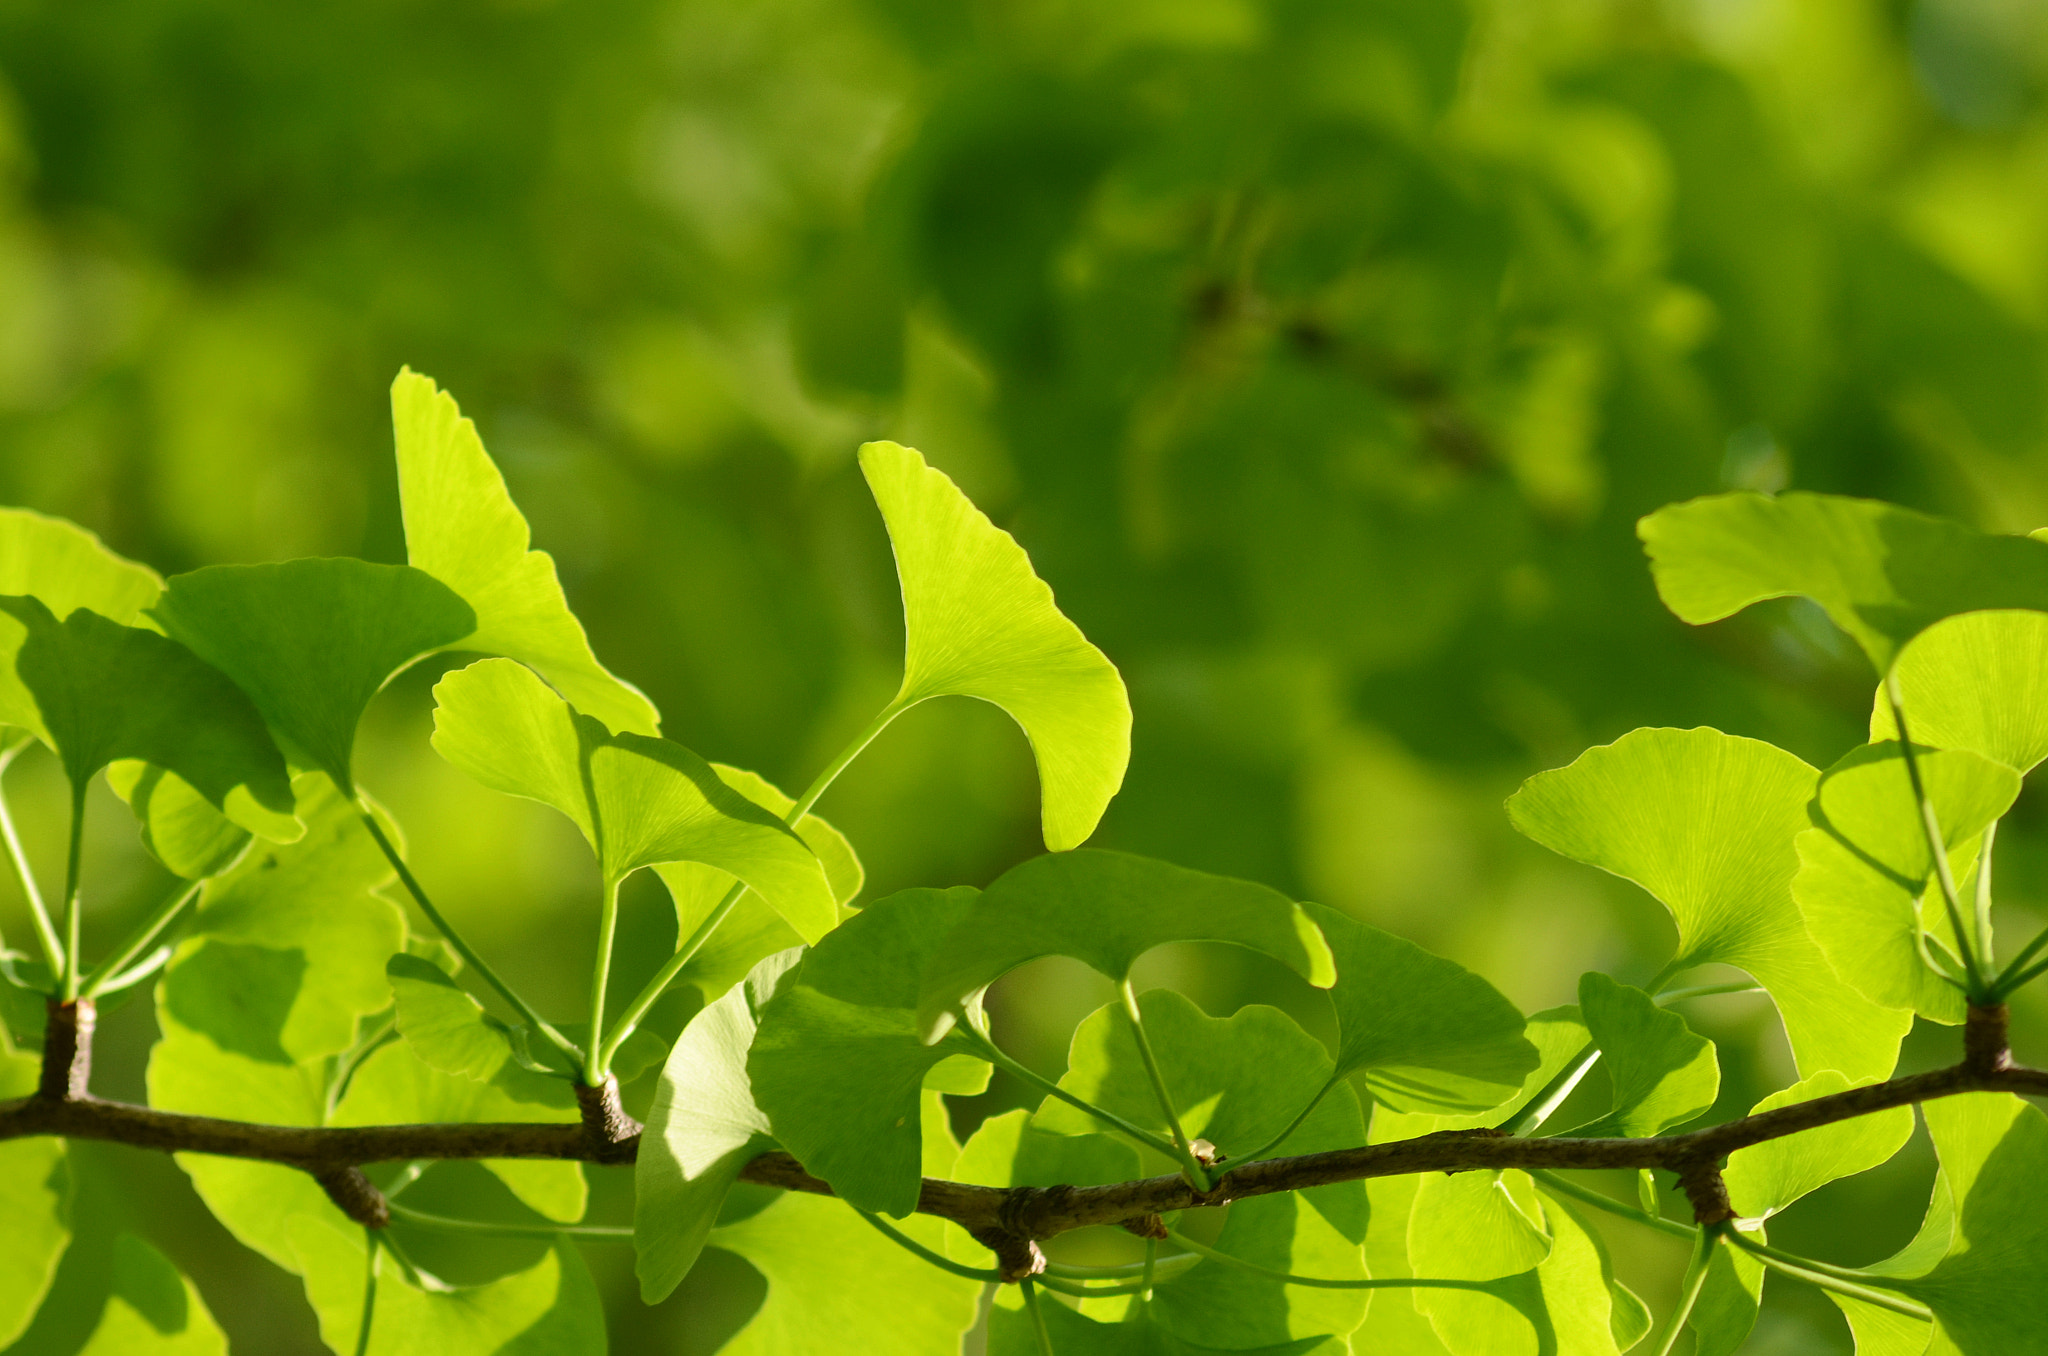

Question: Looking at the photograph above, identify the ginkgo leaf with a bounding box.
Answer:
[431,658,833,937]
[391,369,658,737]
[861,440,1129,852]
[1571,972,1718,1138]
[1410,1190,1640,1356]
[916,849,1334,1042]
[1872,610,2048,774]
[1307,902,1535,1112]
[1794,743,2018,1023]
[749,887,988,1216]
[990,1298,1344,1356]
[0,1045,67,1348]
[1409,1169,1552,1281]
[1639,491,2048,674]
[1509,726,1911,1081]
[105,762,256,880]
[1725,1072,1915,1221]
[0,508,162,742]
[75,1235,227,1356]
[151,559,476,795]
[0,598,295,835]
[634,949,800,1304]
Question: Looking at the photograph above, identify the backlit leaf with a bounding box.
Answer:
[916,849,1334,1042]
[1571,972,1717,1138]
[151,559,475,795]
[431,658,834,938]
[105,762,255,880]
[1408,1170,1552,1282]
[0,509,162,746]
[1725,1072,1915,1221]
[1873,610,2048,774]
[392,369,658,737]
[862,439,1129,851]
[0,1044,68,1348]
[989,1299,1344,1356]
[75,1236,226,1356]
[1639,491,2048,674]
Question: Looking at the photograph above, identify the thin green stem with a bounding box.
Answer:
[386,1202,634,1240]
[326,1014,396,1119]
[963,1024,1187,1162]
[1654,982,1765,1005]
[1142,1238,1157,1299]
[60,782,85,1000]
[1529,1170,1695,1241]
[1035,1274,1149,1298]
[1501,1044,1602,1136]
[1724,1232,1931,1320]
[88,945,173,996]
[585,877,622,1082]
[1999,952,2048,995]
[1886,675,1989,998]
[1020,1279,1056,1356]
[1976,818,1998,974]
[0,745,60,971]
[852,1207,1004,1282]
[1650,1226,1718,1356]
[1163,1230,1492,1291]
[1121,979,1210,1192]
[1042,1256,1194,1281]
[354,1231,378,1356]
[1239,1075,1336,1163]
[356,810,580,1066]
[80,879,201,997]
[595,698,912,1069]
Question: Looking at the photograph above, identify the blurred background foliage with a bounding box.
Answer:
[0,0,2046,1350]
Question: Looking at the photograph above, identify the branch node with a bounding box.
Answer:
[970,1226,1046,1283]
[1120,1213,1169,1240]
[1675,1160,1734,1227]
[314,1166,390,1229]
[1965,1004,2012,1077]
[573,1076,641,1163]
[38,998,93,1101]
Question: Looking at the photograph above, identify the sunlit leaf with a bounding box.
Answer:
[916,849,1334,1042]
[1691,1239,1765,1356]
[861,439,1130,851]
[1639,491,2048,674]
[392,368,659,737]
[1409,1170,1551,1282]
[1410,1190,1638,1356]
[105,762,255,880]
[1571,972,1717,1138]
[989,1292,1345,1355]
[1794,743,2018,1024]
[431,658,834,938]
[708,1190,980,1356]
[634,949,800,1304]
[1725,1072,1915,1221]
[1873,610,2048,774]
[0,1045,68,1348]
[1509,726,1911,1081]
[151,559,475,795]
[0,598,294,839]
[386,954,542,1083]
[75,1236,226,1356]
[1307,902,1535,1113]
[749,887,988,1216]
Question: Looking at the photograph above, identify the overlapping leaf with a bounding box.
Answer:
[1509,727,1910,1081]
[431,658,834,938]
[916,849,1334,1042]
[1873,610,2048,773]
[1794,743,2018,1024]
[74,1235,226,1356]
[989,1298,1344,1356]
[105,762,255,880]
[0,508,163,740]
[0,1042,68,1348]
[151,559,475,795]
[1725,1072,1915,1222]
[1639,491,2048,673]
[862,439,1130,851]
[1571,972,1718,1138]
[392,369,658,737]
[748,887,988,1216]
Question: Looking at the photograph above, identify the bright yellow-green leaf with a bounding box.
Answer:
[0,1044,67,1348]
[1510,727,1909,1081]
[391,369,658,737]
[1573,972,1717,1138]
[1725,1072,1915,1221]
[1409,1170,1551,1282]
[76,1236,226,1356]
[104,762,257,880]
[1872,610,2048,774]
[0,508,162,745]
[861,440,1129,852]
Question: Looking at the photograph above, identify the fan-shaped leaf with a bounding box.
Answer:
[862,440,1129,852]
[0,509,162,742]
[75,1235,226,1356]
[1871,610,2048,774]
[1572,973,1718,1138]
[392,369,658,737]
[0,1045,68,1348]
[1725,1072,1915,1221]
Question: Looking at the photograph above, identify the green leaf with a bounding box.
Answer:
[1873,610,2048,774]
[1638,490,2048,674]
[76,1236,226,1356]
[709,1191,981,1356]
[1794,743,2018,1024]
[0,509,162,740]
[1509,726,1912,1081]
[151,559,476,795]
[1572,972,1718,1138]
[1306,902,1535,1113]
[0,1044,68,1347]
[0,598,294,831]
[292,1219,606,1356]
[1691,1239,1766,1356]
[1725,1072,1915,1221]
[946,1107,1140,1263]
[990,1295,1345,1355]
[1408,1170,1552,1282]
[387,953,543,1082]
[1410,1190,1638,1356]
[1033,988,1336,1163]
[391,369,658,737]
[105,762,255,880]
[749,887,988,1216]
[634,949,800,1304]
[1885,1094,2048,1354]
[917,849,1335,1042]
[431,658,834,937]
[861,439,1130,851]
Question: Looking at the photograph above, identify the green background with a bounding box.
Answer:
[0,0,2044,1350]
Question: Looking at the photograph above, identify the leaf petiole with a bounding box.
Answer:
[851,1206,1003,1282]
[60,781,85,1000]
[1649,1224,1718,1356]
[1120,979,1211,1192]
[584,876,622,1082]
[1529,1169,1694,1240]
[1885,675,1991,1001]
[1020,1278,1057,1356]
[79,878,202,997]
[959,1020,1186,1163]
[386,1201,634,1240]
[1722,1230,1931,1320]
[1237,1075,1335,1163]
[356,809,581,1067]
[0,743,62,972]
